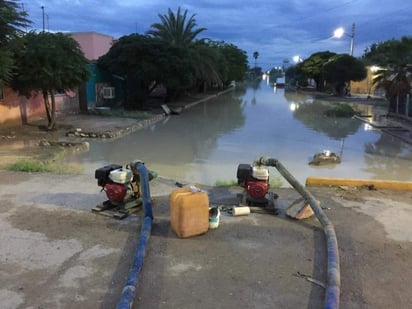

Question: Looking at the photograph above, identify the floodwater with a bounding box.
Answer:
[68,81,412,187]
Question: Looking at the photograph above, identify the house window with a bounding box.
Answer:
[55,89,66,95]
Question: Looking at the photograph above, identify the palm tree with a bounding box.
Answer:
[147,7,206,48]
[0,0,30,48]
[148,8,224,96]
[253,51,259,68]
[364,37,412,115]
[372,66,412,114]
[0,0,30,85]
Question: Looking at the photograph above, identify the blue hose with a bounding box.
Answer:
[117,161,153,309]
[256,157,340,309]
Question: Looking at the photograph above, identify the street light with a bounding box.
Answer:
[293,55,302,63]
[333,23,355,56]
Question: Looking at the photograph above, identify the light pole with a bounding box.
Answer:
[333,23,355,56]
[293,55,302,63]
[41,6,45,32]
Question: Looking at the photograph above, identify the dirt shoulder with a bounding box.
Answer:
[0,114,157,168]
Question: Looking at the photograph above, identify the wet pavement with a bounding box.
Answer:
[1,170,412,309]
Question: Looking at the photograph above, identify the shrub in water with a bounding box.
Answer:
[324,104,356,117]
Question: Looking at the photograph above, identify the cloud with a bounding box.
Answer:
[23,0,412,68]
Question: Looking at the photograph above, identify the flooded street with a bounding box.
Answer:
[68,82,412,187]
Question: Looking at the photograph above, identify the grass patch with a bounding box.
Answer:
[86,108,151,120]
[7,159,83,174]
[269,176,283,188]
[214,179,238,187]
[214,177,283,188]
[324,103,357,117]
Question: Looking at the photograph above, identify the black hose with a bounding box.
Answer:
[256,157,340,309]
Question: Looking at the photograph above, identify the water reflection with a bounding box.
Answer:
[68,81,412,186]
[364,134,412,180]
[293,101,361,140]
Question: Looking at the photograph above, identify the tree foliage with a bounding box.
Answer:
[253,51,259,68]
[11,32,90,129]
[363,36,412,68]
[0,0,29,47]
[363,36,412,113]
[0,0,30,85]
[297,51,336,91]
[208,40,248,83]
[147,7,206,48]
[99,8,248,108]
[99,34,197,107]
[324,54,367,95]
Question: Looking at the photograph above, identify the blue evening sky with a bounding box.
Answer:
[24,0,412,70]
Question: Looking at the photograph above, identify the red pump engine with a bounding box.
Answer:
[104,183,127,203]
[95,164,135,205]
[237,164,270,203]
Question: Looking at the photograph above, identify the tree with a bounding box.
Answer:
[0,49,14,85]
[285,65,307,87]
[363,36,412,113]
[100,8,247,106]
[323,54,367,95]
[253,51,259,68]
[189,40,223,92]
[11,32,90,130]
[147,7,210,98]
[0,0,29,47]
[0,0,30,85]
[210,41,248,84]
[297,51,336,91]
[147,7,206,48]
[98,34,172,108]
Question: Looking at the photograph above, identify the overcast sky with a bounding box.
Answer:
[23,0,412,70]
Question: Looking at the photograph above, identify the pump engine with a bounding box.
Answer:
[95,164,138,205]
[237,163,270,205]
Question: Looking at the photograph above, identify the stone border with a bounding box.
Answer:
[65,114,166,139]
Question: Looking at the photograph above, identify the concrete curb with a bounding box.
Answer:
[306,177,412,191]
[181,86,235,110]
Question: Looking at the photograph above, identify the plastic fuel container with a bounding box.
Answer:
[170,186,209,238]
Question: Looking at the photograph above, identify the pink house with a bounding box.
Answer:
[0,87,79,127]
[0,32,114,127]
[69,32,114,61]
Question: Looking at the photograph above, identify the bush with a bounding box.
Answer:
[324,104,356,117]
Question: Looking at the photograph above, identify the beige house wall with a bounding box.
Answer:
[350,67,380,96]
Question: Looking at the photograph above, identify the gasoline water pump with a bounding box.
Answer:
[93,160,156,217]
[236,163,277,208]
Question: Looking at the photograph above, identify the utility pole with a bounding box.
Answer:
[41,6,45,32]
[349,23,355,56]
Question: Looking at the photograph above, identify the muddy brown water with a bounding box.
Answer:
[67,83,412,187]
